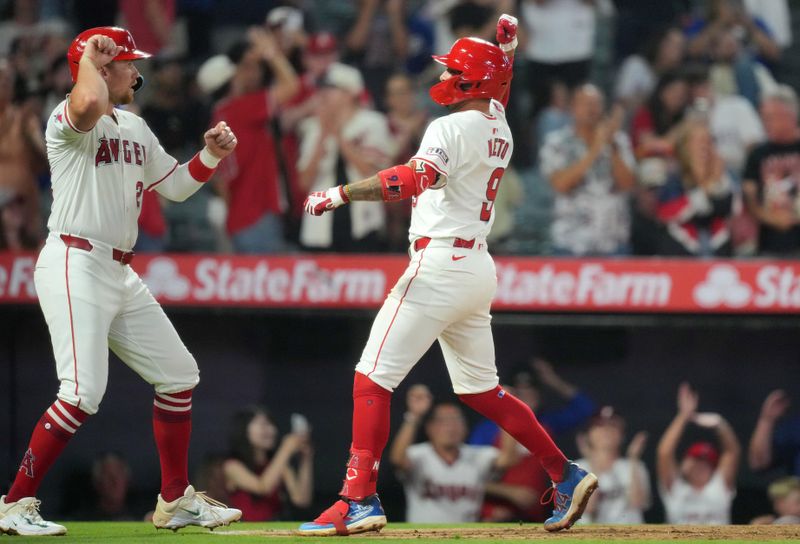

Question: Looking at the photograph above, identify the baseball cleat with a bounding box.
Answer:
[152,485,241,531]
[542,462,598,532]
[0,496,67,536]
[298,494,387,536]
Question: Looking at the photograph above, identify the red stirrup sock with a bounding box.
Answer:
[339,372,392,500]
[459,385,568,482]
[6,400,89,503]
[153,390,193,502]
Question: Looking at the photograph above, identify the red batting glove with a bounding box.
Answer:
[496,14,518,53]
[303,186,349,216]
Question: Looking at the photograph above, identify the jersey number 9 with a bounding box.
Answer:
[480,167,505,222]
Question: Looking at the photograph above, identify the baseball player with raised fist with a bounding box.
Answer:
[0,27,241,536]
[298,15,597,536]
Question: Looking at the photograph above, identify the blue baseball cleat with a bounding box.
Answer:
[542,461,598,532]
[297,494,387,536]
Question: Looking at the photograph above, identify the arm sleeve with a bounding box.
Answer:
[411,118,459,177]
[46,99,89,148]
[538,392,597,436]
[143,126,207,202]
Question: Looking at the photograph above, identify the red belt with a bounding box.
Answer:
[60,234,135,265]
[413,236,475,252]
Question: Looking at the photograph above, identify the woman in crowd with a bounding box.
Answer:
[657,383,740,525]
[223,407,313,521]
[655,119,734,256]
[630,70,690,160]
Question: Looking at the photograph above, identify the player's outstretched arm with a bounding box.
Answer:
[69,34,121,131]
[303,159,444,216]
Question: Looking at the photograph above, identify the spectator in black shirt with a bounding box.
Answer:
[742,85,800,256]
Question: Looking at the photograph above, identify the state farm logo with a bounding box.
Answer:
[693,264,800,309]
[495,263,672,307]
[141,257,191,299]
[693,265,751,308]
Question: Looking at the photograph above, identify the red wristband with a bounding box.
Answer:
[339,185,350,204]
[188,152,217,182]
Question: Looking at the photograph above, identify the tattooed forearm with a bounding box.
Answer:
[344,175,383,201]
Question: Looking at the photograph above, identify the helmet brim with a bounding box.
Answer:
[116,49,152,61]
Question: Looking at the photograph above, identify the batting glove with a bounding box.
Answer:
[496,14,518,53]
[303,186,349,216]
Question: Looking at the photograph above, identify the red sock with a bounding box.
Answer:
[459,386,567,482]
[153,390,192,502]
[6,400,89,503]
[339,372,391,501]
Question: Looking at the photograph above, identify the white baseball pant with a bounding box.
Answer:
[34,232,199,414]
[355,238,499,394]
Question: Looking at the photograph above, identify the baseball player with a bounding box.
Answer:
[297,16,598,536]
[0,27,241,536]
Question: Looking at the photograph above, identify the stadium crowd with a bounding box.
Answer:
[2,0,800,257]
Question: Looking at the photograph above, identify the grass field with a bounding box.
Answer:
[3,522,799,544]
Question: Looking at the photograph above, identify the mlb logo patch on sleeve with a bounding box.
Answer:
[426,147,449,165]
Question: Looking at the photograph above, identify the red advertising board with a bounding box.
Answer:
[0,252,799,313]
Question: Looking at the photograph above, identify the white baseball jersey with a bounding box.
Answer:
[46,97,202,251]
[354,100,512,395]
[576,457,651,524]
[36,96,206,415]
[409,98,513,243]
[659,471,735,525]
[401,442,498,523]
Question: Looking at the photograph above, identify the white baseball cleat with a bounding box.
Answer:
[152,485,241,531]
[0,495,67,536]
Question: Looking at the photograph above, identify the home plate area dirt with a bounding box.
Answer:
[220,525,800,541]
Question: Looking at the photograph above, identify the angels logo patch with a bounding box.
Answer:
[19,448,35,478]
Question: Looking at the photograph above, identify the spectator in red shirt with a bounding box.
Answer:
[209,28,300,253]
[223,407,313,521]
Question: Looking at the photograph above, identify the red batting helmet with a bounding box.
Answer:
[67,26,152,84]
[429,37,513,106]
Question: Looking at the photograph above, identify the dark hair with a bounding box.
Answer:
[647,70,687,135]
[642,26,682,66]
[423,401,464,428]
[227,41,250,65]
[682,62,711,87]
[228,406,275,471]
[449,2,493,34]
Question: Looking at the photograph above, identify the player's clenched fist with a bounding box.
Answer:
[304,186,348,216]
[496,14,518,52]
[204,121,237,159]
[83,35,123,68]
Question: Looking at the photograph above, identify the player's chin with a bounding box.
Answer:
[118,90,135,104]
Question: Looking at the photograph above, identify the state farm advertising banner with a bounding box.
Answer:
[0,252,799,313]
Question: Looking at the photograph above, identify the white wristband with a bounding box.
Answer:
[500,36,518,52]
[328,186,346,208]
[200,146,222,168]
